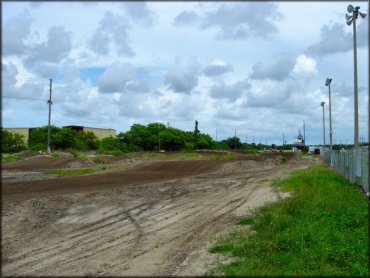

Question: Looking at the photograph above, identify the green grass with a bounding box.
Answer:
[93,155,106,164]
[44,168,104,176]
[1,154,24,163]
[209,165,369,276]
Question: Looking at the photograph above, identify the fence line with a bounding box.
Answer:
[321,148,369,194]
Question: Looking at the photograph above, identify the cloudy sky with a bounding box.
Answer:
[2,1,369,145]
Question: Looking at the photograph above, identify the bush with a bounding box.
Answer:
[1,129,26,153]
[99,136,127,153]
[29,143,47,151]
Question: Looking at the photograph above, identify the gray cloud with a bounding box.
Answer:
[97,62,136,93]
[174,2,282,40]
[3,10,32,56]
[27,26,72,63]
[203,59,233,76]
[3,63,19,89]
[249,54,294,81]
[121,2,155,26]
[125,80,151,93]
[210,79,250,102]
[89,11,134,57]
[174,11,200,26]
[164,56,201,93]
[306,20,368,56]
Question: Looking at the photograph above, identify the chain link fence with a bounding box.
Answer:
[321,147,369,194]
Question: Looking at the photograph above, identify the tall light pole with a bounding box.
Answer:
[321,102,326,149]
[346,4,367,181]
[346,5,366,148]
[325,78,333,150]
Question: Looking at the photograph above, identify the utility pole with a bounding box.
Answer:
[303,120,306,146]
[234,130,237,150]
[47,78,53,153]
[216,128,218,142]
[283,133,285,147]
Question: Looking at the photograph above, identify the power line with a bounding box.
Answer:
[3,95,45,101]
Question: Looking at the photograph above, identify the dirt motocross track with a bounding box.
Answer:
[2,152,317,276]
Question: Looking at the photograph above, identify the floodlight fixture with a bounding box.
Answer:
[321,101,325,107]
[346,14,353,25]
[359,10,367,18]
[325,78,332,86]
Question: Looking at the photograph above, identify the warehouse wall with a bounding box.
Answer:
[83,127,116,140]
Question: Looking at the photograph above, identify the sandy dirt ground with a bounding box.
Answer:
[2,152,317,276]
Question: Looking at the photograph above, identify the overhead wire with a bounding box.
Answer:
[3,95,46,101]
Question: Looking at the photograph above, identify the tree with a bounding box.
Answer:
[159,127,185,151]
[221,136,242,149]
[75,131,99,150]
[99,136,127,153]
[193,120,200,136]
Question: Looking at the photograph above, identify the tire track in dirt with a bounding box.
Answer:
[2,155,317,276]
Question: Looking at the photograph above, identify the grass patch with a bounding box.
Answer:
[93,156,106,164]
[210,165,369,276]
[45,168,104,176]
[1,154,24,163]
[280,156,288,163]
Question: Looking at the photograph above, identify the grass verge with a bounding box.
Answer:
[44,168,104,176]
[1,154,24,163]
[209,164,369,276]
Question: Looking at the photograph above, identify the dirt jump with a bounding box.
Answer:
[2,152,317,276]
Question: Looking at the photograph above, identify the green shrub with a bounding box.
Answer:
[94,156,105,164]
[1,129,26,153]
[29,143,47,151]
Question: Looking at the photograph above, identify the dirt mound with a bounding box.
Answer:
[2,156,77,170]
[2,160,227,203]
[14,150,40,158]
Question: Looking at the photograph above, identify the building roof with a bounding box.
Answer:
[63,125,116,131]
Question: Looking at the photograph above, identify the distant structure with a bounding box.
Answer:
[3,125,116,145]
[292,130,304,152]
[63,125,116,140]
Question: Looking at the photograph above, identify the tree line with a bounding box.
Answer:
[1,123,275,154]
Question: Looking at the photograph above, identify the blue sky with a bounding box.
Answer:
[2,1,369,145]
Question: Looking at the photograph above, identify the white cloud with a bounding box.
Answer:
[292,55,318,77]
